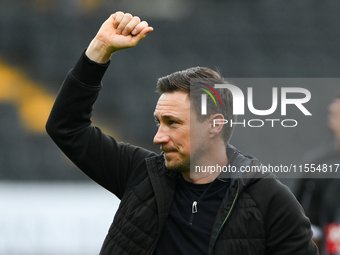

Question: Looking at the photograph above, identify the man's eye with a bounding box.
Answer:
[169,120,176,125]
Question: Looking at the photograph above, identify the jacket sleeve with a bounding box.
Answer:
[254,176,319,255]
[46,51,156,199]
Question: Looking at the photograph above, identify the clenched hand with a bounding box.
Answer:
[86,11,154,63]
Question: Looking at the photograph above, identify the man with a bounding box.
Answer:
[46,12,318,254]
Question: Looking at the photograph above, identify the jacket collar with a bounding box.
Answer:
[220,144,274,189]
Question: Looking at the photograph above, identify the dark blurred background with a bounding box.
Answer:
[1,0,340,254]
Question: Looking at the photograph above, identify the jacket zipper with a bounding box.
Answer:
[209,178,240,255]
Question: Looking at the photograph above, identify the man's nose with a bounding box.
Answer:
[153,126,170,145]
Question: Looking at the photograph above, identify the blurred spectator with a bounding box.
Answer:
[294,93,340,255]
[329,97,340,149]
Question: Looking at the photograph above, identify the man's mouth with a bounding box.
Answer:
[161,147,177,153]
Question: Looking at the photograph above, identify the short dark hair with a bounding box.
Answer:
[156,66,237,144]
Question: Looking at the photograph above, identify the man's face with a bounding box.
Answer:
[329,98,340,142]
[153,91,209,172]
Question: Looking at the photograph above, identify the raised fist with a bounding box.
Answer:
[86,11,153,63]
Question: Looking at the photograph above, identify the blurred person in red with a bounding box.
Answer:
[294,94,340,255]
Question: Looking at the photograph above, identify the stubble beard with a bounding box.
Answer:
[164,155,190,173]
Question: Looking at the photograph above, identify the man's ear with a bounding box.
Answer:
[209,114,225,138]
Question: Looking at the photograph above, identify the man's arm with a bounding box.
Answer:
[46,12,154,198]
